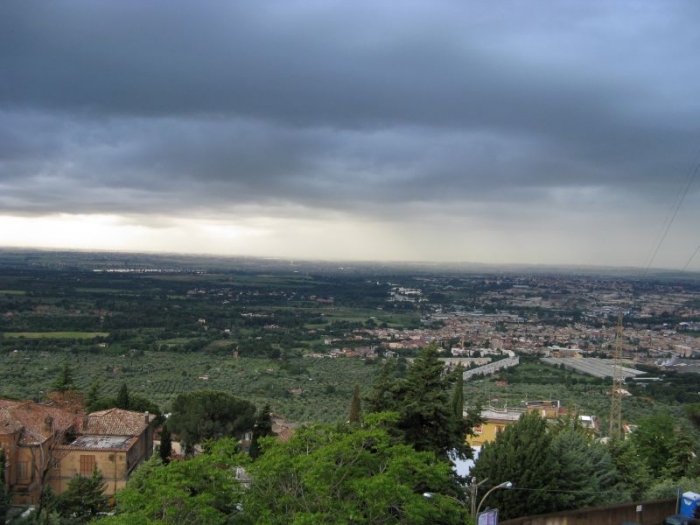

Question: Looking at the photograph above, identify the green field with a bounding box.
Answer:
[0,290,26,295]
[0,351,377,423]
[2,332,109,339]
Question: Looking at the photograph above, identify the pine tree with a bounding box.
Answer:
[665,429,695,480]
[116,382,130,409]
[550,427,619,510]
[159,424,173,464]
[349,384,362,425]
[470,411,560,520]
[608,437,651,500]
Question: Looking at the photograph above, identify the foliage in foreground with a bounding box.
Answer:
[97,416,467,525]
[239,413,466,524]
[96,440,244,525]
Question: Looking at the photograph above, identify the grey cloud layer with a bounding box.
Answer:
[1,1,699,219]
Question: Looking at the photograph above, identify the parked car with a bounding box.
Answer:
[663,515,700,525]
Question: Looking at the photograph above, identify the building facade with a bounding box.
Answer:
[1,400,155,504]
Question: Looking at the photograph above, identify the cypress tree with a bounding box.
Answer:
[250,403,275,459]
[116,383,130,409]
[0,449,9,524]
[159,424,173,464]
[349,385,362,425]
[52,363,76,392]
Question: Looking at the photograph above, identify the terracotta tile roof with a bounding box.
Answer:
[83,408,154,436]
[0,399,78,445]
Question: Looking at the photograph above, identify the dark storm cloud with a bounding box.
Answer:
[1,0,700,218]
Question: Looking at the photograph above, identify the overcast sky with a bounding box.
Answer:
[1,1,699,269]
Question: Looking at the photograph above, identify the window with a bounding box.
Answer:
[79,455,96,476]
[17,461,29,480]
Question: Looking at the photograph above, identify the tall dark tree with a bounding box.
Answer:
[607,437,651,500]
[249,403,275,460]
[159,424,173,465]
[549,427,619,510]
[365,345,474,460]
[116,382,130,410]
[364,359,401,413]
[470,411,560,520]
[450,365,467,452]
[631,411,676,474]
[349,384,362,425]
[85,379,101,412]
[665,429,696,480]
[450,365,464,421]
[51,363,76,392]
[168,390,256,456]
[465,401,485,437]
[0,449,9,524]
[399,345,471,459]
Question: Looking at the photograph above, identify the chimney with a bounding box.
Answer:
[44,416,54,432]
[82,415,89,431]
[144,411,149,423]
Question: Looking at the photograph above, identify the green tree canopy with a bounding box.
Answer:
[238,413,466,524]
[631,411,676,474]
[365,345,473,460]
[98,440,244,525]
[608,437,651,501]
[549,426,619,510]
[665,429,697,480]
[167,390,256,455]
[56,468,108,524]
[470,411,560,520]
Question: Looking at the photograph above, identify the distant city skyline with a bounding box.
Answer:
[1,1,700,270]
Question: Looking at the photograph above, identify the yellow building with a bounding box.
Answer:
[50,408,155,496]
[467,401,595,448]
[467,408,523,448]
[1,400,155,504]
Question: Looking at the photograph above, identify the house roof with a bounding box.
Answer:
[58,435,139,452]
[83,408,154,436]
[0,399,79,445]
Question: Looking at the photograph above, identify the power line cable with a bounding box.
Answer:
[680,243,700,273]
[643,150,700,274]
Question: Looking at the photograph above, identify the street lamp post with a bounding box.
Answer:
[476,481,513,516]
[469,477,489,517]
[424,478,513,521]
